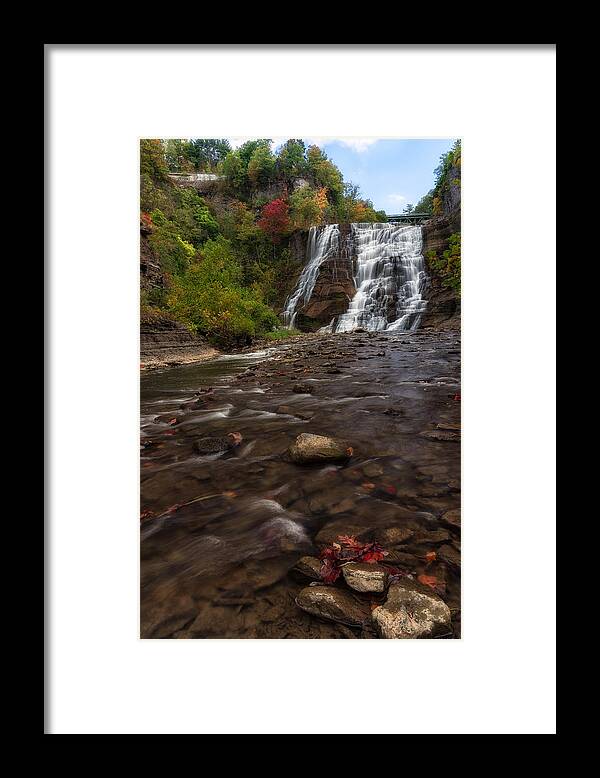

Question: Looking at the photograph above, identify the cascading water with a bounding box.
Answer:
[335,223,427,333]
[281,224,339,328]
[283,222,428,333]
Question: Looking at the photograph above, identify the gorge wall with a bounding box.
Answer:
[420,209,461,330]
[140,220,218,368]
[289,224,356,332]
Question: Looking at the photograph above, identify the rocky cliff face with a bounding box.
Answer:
[421,213,460,330]
[140,315,218,369]
[140,220,165,295]
[294,224,356,331]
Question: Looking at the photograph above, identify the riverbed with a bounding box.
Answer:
[140,328,461,638]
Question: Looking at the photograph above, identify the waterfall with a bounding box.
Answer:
[282,222,428,333]
[282,224,339,328]
[334,223,427,333]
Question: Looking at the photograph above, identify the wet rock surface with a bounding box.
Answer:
[140,328,461,638]
[372,580,452,639]
[342,563,389,593]
[295,585,370,627]
[287,433,353,464]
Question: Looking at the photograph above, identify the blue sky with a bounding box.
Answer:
[228,137,458,212]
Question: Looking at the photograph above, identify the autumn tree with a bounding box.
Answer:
[306,145,344,202]
[257,198,291,242]
[289,186,329,229]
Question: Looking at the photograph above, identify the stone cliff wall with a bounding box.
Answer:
[294,223,356,331]
[140,316,219,369]
[421,206,461,330]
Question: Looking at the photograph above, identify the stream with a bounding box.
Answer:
[140,328,461,638]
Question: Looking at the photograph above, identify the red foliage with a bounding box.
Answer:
[318,535,389,582]
[257,198,291,243]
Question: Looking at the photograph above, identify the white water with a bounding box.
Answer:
[335,223,427,333]
[283,222,428,333]
[281,224,339,328]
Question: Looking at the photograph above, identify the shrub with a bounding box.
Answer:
[149,225,196,276]
[426,232,461,295]
[166,236,279,347]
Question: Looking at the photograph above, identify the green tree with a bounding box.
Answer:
[220,151,247,192]
[140,139,169,182]
[414,190,433,214]
[277,139,307,179]
[187,139,232,171]
[163,139,194,172]
[306,145,344,202]
[237,139,272,169]
[247,145,275,186]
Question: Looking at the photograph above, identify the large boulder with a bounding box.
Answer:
[371,580,452,639]
[287,433,353,464]
[342,562,389,593]
[295,585,369,627]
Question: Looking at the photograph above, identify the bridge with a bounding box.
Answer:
[386,213,431,225]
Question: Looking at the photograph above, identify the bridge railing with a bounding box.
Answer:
[386,213,432,222]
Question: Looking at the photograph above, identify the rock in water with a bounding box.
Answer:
[287,433,353,464]
[437,544,461,568]
[342,562,389,593]
[193,432,243,455]
[295,585,369,627]
[371,581,452,639]
[292,556,323,581]
[441,508,461,528]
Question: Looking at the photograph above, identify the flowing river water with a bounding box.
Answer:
[140,328,461,638]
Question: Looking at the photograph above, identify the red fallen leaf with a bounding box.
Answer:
[418,574,443,590]
[379,484,397,496]
[338,534,363,550]
[140,510,154,521]
[424,551,437,563]
[453,394,461,401]
[319,558,341,583]
[361,482,376,491]
[168,418,178,425]
[362,549,388,563]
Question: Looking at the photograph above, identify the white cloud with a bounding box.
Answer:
[305,137,380,153]
[387,193,407,205]
[337,138,379,153]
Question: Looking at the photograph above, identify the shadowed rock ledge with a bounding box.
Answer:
[141,317,219,370]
